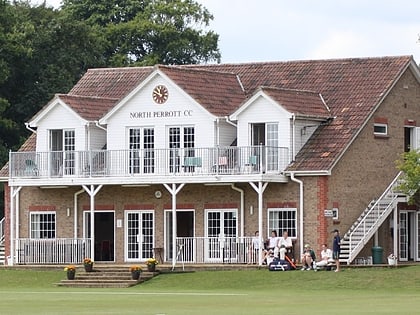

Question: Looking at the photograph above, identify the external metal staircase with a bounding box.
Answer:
[340,172,407,264]
[0,217,4,265]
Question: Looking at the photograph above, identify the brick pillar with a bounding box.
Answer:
[316,177,329,248]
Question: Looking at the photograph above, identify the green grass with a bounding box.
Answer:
[0,266,419,314]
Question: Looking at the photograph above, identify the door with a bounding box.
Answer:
[165,210,194,262]
[250,123,279,172]
[129,128,155,175]
[205,209,237,262]
[399,211,408,261]
[83,211,115,262]
[168,126,195,173]
[125,211,154,261]
[50,129,75,176]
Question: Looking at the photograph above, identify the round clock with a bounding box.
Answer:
[152,85,169,104]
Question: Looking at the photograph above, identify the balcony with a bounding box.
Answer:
[9,146,289,185]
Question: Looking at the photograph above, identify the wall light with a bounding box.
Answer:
[66,207,71,217]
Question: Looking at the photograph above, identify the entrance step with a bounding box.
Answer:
[57,266,158,288]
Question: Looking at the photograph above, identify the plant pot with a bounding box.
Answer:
[67,271,75,280]
[131,271,141,280]
[147,264,156,272]
[84,263,93,272]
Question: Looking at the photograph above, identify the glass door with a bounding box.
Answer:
[205,209,237,262]
[399,211,408,261]
[125,211,154,261]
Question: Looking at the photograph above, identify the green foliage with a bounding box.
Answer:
[62,0,221,65]
[396,150,420,206]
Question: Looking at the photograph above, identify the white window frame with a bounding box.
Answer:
[374,123,388,136]
[267,208,297,239]
[29,211,56,239]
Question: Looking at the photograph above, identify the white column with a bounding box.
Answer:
[163,183,185,269]
[82,185,103,261]
[249,181,268,266]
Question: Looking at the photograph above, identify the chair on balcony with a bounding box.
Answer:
[183,156,202,172]
[24,159,39,176]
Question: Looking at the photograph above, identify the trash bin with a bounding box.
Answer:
[372,246,383,264]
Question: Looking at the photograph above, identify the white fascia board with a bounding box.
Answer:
[99,68,217,124]
[230,91,291,120]
[28,96,87,127]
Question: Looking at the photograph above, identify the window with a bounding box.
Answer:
[268,208,297,238]
[374,123,388,136]
[30,212,56,238]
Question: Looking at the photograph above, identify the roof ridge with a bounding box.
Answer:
[58,93,119,101]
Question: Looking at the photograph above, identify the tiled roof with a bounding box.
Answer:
[160,66,246,116]
[260,87,331,119]
[188,56,411,171]
[0,133,36,178]
[20,55,414,173]
[68,67,153,99]
[58,94,119,121]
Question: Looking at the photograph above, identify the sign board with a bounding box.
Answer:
[324,209,334,217]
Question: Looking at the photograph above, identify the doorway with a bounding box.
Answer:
[84,211,115,262]
[399,211,419,261]
[165,210,194,261]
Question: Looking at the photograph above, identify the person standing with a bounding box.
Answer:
[332,229,341,272]
[248,231,263,264]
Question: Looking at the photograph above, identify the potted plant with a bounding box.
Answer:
[83,258,94,272]
[146,258,158,272]
[388,253,397,266]
[130,265,142,280]
[64,265,76,280]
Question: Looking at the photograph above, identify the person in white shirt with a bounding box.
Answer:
[264,230,280,262]
[315,243,334,268]
[278,230,293,260]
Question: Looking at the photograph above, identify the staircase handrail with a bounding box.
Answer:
[0,217,5,243]
[347,171,403,263]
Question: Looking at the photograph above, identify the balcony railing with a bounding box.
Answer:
[9,146,289,179]
[173,236,263,264]
[0,217,4,243]
[15,238,91,264]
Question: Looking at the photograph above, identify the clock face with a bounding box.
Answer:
[152,85,169,104]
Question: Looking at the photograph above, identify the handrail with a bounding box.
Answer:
[346,171,403,263]
[0,217,5,243]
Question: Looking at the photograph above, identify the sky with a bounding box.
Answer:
[40,0,420,64]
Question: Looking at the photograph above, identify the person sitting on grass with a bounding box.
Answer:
[301,244,316,270]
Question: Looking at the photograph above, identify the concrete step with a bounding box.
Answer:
[57,267,158,288]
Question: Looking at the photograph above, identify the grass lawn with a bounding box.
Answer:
[0,266,419,314]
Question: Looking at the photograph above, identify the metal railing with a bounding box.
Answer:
[9,146,289,179]
[173,236,263,264]
[0,217,4,243]
[15,238,91,264]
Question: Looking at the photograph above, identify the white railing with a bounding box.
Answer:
[15,238,91,264]
[0,217,4,243]
[9,146,289,179]
[173,237,263,264]
[345,172,404,264]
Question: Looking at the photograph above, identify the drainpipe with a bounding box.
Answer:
[25,123,36,134]
[224,116,237,128]
[94,121,107,131]
[231,184,244,238]
[290,172,304,257]
[291,114,296,160]
[216,118,220,146]
[74,189,85,239]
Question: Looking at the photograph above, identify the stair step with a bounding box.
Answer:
[58,267,159,288]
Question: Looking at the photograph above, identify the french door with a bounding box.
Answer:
[50,129,75,176]
[128,128,155,174]
[168,126,195,173]
[205,209,237,262]
[125,211,154,261]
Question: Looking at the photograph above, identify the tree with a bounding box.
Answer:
[61,0,221,66]
[396,150,420,207]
